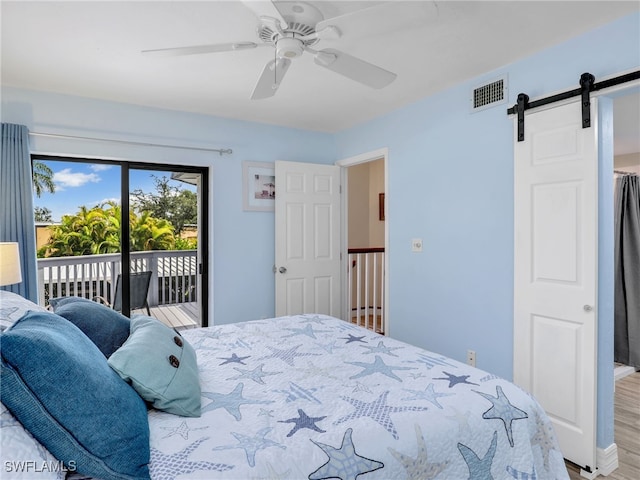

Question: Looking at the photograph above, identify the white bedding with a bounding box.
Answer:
[1,291,569,479]
[148,314,569,479]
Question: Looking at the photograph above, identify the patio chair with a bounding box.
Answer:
[94,271,152,316]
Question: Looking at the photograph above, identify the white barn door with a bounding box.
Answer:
[514,99,598,473]
[275,161,342,317]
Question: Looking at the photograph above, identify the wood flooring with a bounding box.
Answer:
[566,371,640,479]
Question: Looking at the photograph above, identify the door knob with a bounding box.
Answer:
[583,305,593,312]
[279,266,287,274]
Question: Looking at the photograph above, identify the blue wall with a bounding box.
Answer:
[1,88,336,324]
[334,12,639,449]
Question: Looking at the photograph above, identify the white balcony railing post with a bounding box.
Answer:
[36,250,197,309]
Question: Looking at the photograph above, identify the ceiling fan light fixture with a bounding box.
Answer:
[276,37,303,58]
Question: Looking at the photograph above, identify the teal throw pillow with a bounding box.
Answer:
[0,311,150,480]
[108,315,201,417]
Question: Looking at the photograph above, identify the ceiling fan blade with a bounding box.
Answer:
[251,57,292,100]
[315,2,437,39]
[242,1,287,29]
[142,42,259,57]
[314,48,396,89]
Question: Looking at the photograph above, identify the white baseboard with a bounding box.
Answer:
[597,443,619,476]
[614,365,635,381]
[578,444,619,479]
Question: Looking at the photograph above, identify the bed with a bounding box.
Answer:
[1,290,570,480]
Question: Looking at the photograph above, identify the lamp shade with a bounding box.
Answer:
[0,242,22,286]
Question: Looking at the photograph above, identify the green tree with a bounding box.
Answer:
[34,206,53,222]
[131,175,197,234]
[32,161,55,197]
[39,202,175,258]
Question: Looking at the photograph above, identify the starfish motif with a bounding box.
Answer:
[408,372,426,379]
[388,424,449,479]
[342,334,367,344]
[160,420,207,440]
[402,383,454,409]
[434,371,478,388]
[359,340,403,357]
[283,323,330,339]
[300,314,327,324]
[259,344,320,366]
[218,352,250,365]
[411,353,457,370]
[150,438,233,477]
[258,408,274,418]
[347,355,415,382]
[457,431,498,480]
[315,340,343,354]
[274,382,322,404]
[201,383,273,421]
[0,307,19,322]
[474,386,528,447]
[507,465,537,479]
[529,409,557,471]
[248,462,291,480]
[352,381,373,394]
[212,427,285,468]
[226,363,282,385]
[334,391,429,439]
[445,407,471,431]
[296,361,339,380]
[309,428,384,480]
[278,408,326,437]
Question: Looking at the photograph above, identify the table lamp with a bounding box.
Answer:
[0,242,22,286]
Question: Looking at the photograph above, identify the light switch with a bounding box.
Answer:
[411,238,423,252]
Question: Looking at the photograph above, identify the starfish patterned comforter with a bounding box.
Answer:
[148,314,569,480]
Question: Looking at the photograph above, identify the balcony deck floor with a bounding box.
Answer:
[138,302,199,330]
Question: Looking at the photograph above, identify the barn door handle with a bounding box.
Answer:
[279,266,287,274]
[583,305,593,312]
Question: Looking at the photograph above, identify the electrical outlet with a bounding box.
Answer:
[466,350,476,367]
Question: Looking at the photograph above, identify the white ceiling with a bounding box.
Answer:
[1,0,638,152]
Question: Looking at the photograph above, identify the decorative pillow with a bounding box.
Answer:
[50,297,130,358]
[0,311,150,480]
[0,402,64,480]
[108,315,201,417]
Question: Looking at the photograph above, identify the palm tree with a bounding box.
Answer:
[32,161,55,197]
[39,202,176,257]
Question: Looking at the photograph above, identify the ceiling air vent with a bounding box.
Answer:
[471,76,507,112]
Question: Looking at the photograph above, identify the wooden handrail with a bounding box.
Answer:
[348,247,385,254]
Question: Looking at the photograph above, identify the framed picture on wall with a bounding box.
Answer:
[379,193,385,221]
[243,161,275,211]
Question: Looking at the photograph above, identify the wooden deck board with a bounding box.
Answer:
[134,302,199,330]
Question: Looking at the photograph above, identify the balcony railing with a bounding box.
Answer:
[37,250,198,309]
[348,248,385,334]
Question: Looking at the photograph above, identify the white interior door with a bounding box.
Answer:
[513,99,598,472]
[275,161,342,317]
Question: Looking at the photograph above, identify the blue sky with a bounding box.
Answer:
[34,160,196,222]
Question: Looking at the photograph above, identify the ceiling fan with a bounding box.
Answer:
[142,1,397,100]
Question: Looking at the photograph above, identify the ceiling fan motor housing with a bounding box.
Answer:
[276,37,303,58]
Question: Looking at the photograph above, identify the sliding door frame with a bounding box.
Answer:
[31,154,209,326]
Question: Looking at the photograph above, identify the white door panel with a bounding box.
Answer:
[514,99,597,472]
[275,161,342,317]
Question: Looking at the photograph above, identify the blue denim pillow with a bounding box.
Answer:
[0,311,150,480]
[50,297,130,358]
[108,315,201,417]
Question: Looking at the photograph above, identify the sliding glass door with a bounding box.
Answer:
[31,155,208,326]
